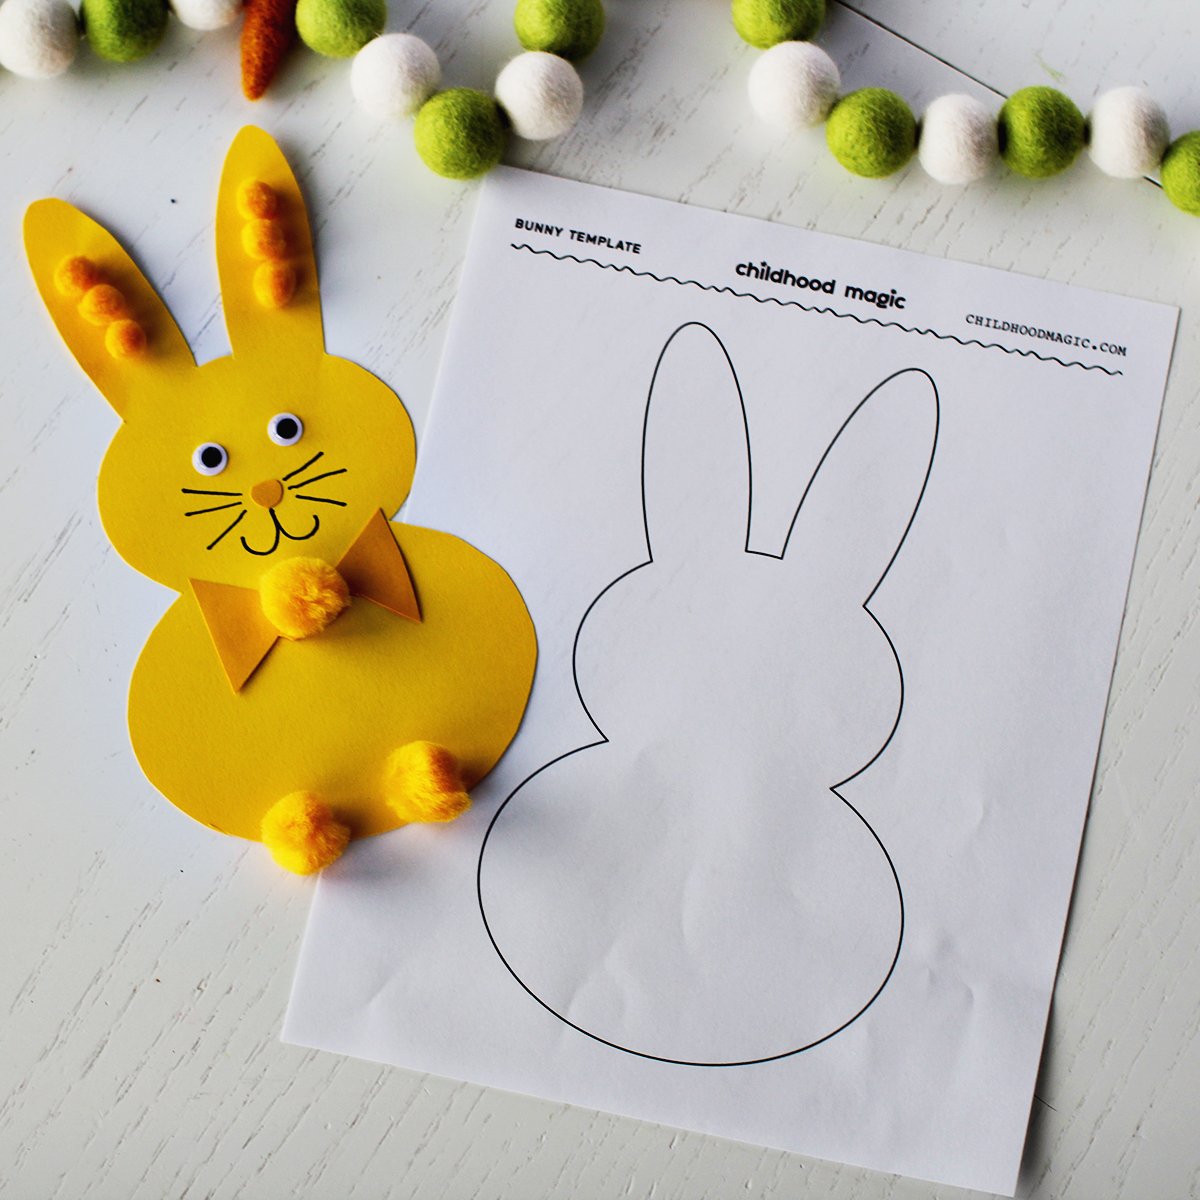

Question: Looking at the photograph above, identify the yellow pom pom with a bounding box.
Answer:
[54,255,103,299]
[105,318,147,359]
[237,178,281,220]
[241,217,288,261]
[259,556,350,639]
[253,260,297,308]
[384,741,471,824]
[79,283,130,325]
[260,791,351,874]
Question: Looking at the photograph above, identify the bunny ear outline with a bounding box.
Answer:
[780,367,940,605]
[641,323,753,563]
[215,126,324,362]
[24,198,196,419]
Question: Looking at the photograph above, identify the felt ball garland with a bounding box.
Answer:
[732,0,1200,217]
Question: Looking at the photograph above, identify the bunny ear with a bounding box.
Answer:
[24,198,196,419]
[642,323,752,561]
[782,368,939,602]
[215,126,324,362]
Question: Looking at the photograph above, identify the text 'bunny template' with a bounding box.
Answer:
[286,169,1178,1195]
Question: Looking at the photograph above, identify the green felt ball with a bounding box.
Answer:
[1161,131,1200,216]
[414,89,508,180]
[825,88,917,178]
[513,0,604,61]
[81,0,167,62]
[998,86,1085,179]
[296,0,385,58]
[731,0,824,49]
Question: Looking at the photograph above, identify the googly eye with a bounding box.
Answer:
[268,413,304,446]
[192,443,228,476]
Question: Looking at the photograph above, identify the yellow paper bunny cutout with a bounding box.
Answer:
[25,127,537,872]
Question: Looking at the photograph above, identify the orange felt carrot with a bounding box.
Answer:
[241,0,297,101]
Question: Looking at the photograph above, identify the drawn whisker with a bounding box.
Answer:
[207,509,247,550]
[283,450,324,481]
[287,467,347,491]
[294,494,347,506]
[185,501,244,517]
[182,487,243,497]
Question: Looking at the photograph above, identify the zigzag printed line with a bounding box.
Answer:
[509,243,1124,377]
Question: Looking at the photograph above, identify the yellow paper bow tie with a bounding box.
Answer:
[190,509,421,693]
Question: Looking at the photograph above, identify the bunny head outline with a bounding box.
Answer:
[478,322,938,1065]
[24,126,416,594]
[23,127,536,850]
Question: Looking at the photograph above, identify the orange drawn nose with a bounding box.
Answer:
[251,479,284,508]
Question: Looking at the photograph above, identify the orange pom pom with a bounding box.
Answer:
[253,260,297,308]
[79,283,130,325]
[237,178,281,220]
[241,218,288,261]
[385,741,471,824]
[54,255,103,299]
[260,791,350,874]
[104,318,147,359]
[259,556,350,639]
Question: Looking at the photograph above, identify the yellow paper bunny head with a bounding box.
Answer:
[25,127,416,593]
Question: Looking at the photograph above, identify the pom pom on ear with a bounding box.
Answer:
[295,0,383,58]
[351,32,440,118]
[241,217,288,260]
[0,0,79,79]
[998,86,1085,179]
[253,260,297,308]
[79,0,169,63]
[237,178,281,220]
[169,0,240,30]
[513,0,604,62]
[384,741,471,824]
[732,0,824,49]
[495,51,583,141]
[54,255,103,299]
[1087,87,1170,179]
[259,557,350,639]
[747,39,839,131]
[918,93,998,184]
[1161,131,1200,215]
[414,88,508,180]
[826,87,917,178]
[261,791,351,874]
[79,283,131,324]
[105,318,147,358]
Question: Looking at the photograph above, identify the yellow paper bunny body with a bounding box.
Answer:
[25,127,536,853]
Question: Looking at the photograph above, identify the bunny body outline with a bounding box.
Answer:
[478,321,939,1066]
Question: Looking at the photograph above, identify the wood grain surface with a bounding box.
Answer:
[1,2,1197,1197]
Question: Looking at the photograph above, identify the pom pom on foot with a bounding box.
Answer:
[259,557,350,639]
[385,741,471,824]
[261,791,351,875]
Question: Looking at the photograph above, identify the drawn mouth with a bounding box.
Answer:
[240,508,321,556]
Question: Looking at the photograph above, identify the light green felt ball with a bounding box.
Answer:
[81,0,167,62]
[414,89,508,180]
[1161,131,1200,216]
[731,0,824,49]
[825,88,916,178]
[998,86,1085,179]
[513,0,604,62]
[296,0,385,58]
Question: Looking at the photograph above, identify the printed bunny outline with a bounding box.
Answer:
[477,321,940,1067]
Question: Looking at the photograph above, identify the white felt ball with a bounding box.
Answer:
[1088,86,1169,179]
[169,0,241,31]
[0,0,77,79]
[747,40,839,131]
[918,93,998,184]
[495,51,583,141]
[351,33,441,120]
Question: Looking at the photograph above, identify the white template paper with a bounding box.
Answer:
[284,168,1178,1195]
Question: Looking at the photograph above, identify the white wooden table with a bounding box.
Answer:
[2,2,1197,1196]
